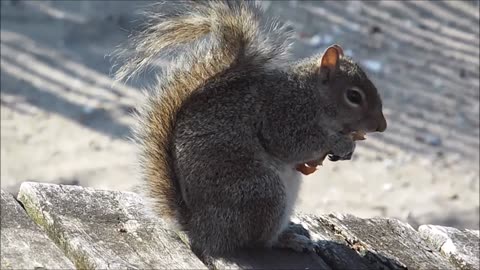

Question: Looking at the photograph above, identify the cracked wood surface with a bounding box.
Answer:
[206,247,331,269]
[16,182,206,269]
[419,224,480,270]
[313,213,454,269]
[1,182,478,269]
[0,189,74,269]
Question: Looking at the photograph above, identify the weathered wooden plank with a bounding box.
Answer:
[209,247,331,270]
[12,181,478,269]
[17,182,207,269]
[419,224,479,270]
[136,216,331,269]
[1,189,74,269]
[317,213,457,270]
[294,214,406,269]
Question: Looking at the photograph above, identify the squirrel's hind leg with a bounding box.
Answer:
[182,159,287,257]
[273,223,319,253]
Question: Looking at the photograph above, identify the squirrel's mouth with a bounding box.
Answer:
[295,130,366,175]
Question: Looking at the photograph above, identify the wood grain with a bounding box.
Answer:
[1,189,74,269]
[16,182,207,269]
[419,224,479,270]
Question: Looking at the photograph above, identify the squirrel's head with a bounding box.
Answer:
[315,44,387,135]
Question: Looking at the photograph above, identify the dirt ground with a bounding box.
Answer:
[1,1,479,229]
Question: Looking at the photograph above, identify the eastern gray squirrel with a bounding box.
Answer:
[114,0,387,258]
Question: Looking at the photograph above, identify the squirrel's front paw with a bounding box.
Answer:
[328,134,356,162]
[328,151,353,161]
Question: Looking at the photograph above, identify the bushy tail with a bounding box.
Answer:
[113,0,293,227]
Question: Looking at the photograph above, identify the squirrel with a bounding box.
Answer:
[114,0,387,258]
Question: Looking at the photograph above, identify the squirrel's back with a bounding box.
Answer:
[113,1,293,226]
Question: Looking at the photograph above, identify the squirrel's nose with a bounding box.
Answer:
[376,113,387,132]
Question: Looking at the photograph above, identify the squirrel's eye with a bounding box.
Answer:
[345,88,363,106]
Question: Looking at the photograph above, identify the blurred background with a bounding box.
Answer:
[1,0,479,229]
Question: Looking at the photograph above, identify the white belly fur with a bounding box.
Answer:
[276,165,302,235]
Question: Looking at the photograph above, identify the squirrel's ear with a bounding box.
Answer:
[318,44,343,82]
